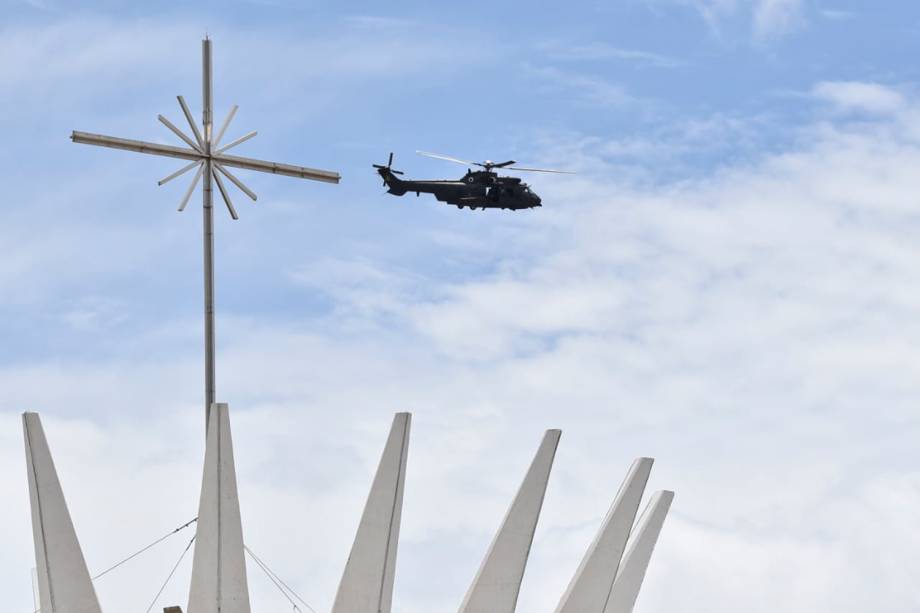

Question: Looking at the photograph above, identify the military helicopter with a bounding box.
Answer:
[373,151,573,211]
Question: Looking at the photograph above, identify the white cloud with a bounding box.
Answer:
[4,12,920,613]
[543,42,684,68]
[0,19,195,89]
[752,0,805,38]
[6,89,920,613]
[812,81,907,115]
[820,7,855,20]
[291,257,420,317]
[525,64,638,108]
[673,0,806,39]
[0,16,495,105]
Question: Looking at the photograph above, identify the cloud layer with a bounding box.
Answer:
[2,8,920,613]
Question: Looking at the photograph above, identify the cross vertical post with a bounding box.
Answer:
[70,37,341,430]
[202,38,216,425]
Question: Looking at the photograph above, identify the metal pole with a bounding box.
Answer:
[202,38,216,427]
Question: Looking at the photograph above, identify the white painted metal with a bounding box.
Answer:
[213,105,239,149]
[457,429,561,613]
[214,131,257,155]
[554,458,654,613]
[179,163,206,212]
[187,404,251,613]
[69,132,340,184]
[71,37,340,422]
[211,168,239,220]
[178,95,205,149]
[22,412,102,613]
[71,131,201,161]
[214,164,257,201]
[159,160,202,186]
[159,113,203,152]
[605,491,674,613]
[201,38,216,429]
[213,152,340,182]
[332,413,411,613]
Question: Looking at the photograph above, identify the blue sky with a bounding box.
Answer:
[3,1,920,612]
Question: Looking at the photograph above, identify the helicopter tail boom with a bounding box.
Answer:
[375,167,407,194]
[383,174,407,195]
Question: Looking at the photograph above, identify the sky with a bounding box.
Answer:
[2,1,920,612]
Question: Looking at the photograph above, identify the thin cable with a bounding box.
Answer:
[244,545,317,613]
[143,535,195,613]
[92,517,197,580]
[243,545,316,613]
[245,547,300,612]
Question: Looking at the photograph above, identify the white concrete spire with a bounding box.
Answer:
[458,429,561,613]
[554,458,654,613]
[332,412,412,613]
[22,412,102,613]
[188,403,251,613]
[605,490,674,613]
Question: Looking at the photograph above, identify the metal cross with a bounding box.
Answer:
[72,38,340,425]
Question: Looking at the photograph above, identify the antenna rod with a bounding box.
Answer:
[202,37,216,427]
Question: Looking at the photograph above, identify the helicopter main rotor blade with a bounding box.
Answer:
[416,150,477,166]
[417,150,575,174]
[506,166,576,174]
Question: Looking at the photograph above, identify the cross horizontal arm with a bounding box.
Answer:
[215,152,340,184]
[72,131,204,163]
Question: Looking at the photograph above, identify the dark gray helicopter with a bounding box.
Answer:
[374,151,573,211]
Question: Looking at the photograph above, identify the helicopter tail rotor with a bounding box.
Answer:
[373,152,404,186]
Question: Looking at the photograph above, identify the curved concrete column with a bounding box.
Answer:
[458,429,561,613]
[333,412,412,613]
[554,458,654,613]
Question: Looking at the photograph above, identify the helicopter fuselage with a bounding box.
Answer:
[378,168,542,210]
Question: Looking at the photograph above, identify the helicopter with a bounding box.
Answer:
[373,151,573,211]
